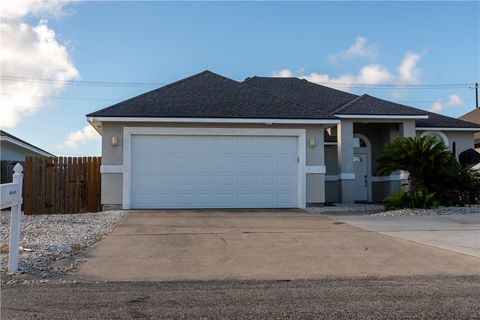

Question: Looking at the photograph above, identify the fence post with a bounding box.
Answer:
[8,163,24,273]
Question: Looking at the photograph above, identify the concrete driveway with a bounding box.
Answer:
[330,214,480,257]
[74,210,480,281]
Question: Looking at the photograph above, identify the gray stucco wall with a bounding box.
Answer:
[325,181,340,203]
[99,121,477,207]
[354,123,397,176]
[324,122,417,203]
[324,145,339,203]
[100,122,328,207]
[372,180,401,202]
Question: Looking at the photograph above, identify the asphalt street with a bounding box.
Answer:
[2,276,480,319]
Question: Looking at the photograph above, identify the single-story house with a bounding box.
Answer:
[0,130,53,161]
[459,108,480,151]
[87,71,480,210]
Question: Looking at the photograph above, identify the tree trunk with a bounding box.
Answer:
[409,174,423,191]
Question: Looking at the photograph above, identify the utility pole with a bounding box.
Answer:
[476,82,478,109]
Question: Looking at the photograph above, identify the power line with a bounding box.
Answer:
[0,75,475,90]
[1,75,168,87]
[1,93,119,102]
[0,92,475,105]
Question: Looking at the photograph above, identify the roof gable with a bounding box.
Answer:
[459,108,480,124]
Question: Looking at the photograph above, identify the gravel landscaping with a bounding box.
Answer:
[370,205,480,216]
[0,210,126,276]
[306,204,385,214]
[306,204,479,216]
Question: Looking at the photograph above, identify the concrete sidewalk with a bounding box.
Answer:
[331,214,480,257]
[72,210,480,281]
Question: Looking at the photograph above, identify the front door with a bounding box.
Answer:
[354,153,368,202]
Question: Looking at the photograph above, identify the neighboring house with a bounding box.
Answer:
[459,108,480,151]
[0,130,53,161]
[87,71,480,210]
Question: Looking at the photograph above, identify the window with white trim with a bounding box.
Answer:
[420,131,449,146]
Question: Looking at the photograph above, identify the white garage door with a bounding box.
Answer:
[130,134,298,209]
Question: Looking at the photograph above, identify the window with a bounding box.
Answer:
[420,131,449,147]
[426,133,444,143]
[353,137,367,148]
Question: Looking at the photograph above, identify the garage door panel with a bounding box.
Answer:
[257,193,275,203]
[214,193,235,204]
[258,176,275,185]
[131,135,298,209]
[152,175,175,185]
[195,176,214,185]
[277,193,297,206]
[215,176,235,185]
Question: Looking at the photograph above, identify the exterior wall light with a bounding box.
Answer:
[308,137,316,148]
[111,136,119,146]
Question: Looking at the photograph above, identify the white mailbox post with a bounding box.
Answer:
[0,163,24,273]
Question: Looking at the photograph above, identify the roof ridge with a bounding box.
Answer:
[363,94,430,115]
[86,70,227,117]
[240,80,331,117]
[248,76,360,97]
[328,94,366,116]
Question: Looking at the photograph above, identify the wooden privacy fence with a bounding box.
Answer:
[24,156,101,215]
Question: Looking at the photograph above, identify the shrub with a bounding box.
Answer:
[384,188,406,210]
[379,136,480,207]
[427,161,480,206]
[377,136,453,191]
[385,188,439,210]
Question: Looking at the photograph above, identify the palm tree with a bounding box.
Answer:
[376,136,454,191]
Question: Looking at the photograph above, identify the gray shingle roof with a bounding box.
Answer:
[334,94,428,116]
[243,77,357,117]
[87,71,480,129]
[87,71,331,119]
[416,111,480,128]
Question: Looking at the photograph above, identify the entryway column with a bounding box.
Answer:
[399,120,416,138]
[306,127,326,205]
[337,120,355,203]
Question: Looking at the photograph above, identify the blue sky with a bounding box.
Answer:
[2,1,479,156]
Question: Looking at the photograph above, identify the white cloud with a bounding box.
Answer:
[330,36,379,62]
[0,0,70,21]
[0,1,79,129]
[272,52,422,92]
[297,64,392,91]
[356,64,393,84]
[271,69,295,77]
[428,95,463,113]
[397,51,422,84]
[63,125,100,149]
